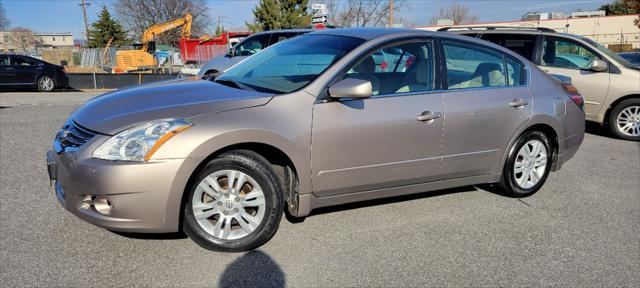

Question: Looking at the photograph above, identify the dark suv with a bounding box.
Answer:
[0,54,69,92]
[442,27,640,140]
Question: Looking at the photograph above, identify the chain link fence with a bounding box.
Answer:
[67,73,181,90]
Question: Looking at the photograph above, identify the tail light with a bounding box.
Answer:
[562,83,584,111]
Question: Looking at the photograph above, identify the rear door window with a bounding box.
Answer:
[505,56,527,86]
[443,41,507,89]
[13,56,40,66]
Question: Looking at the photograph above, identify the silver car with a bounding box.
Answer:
[48,28,584,252]
[197,29,312,78]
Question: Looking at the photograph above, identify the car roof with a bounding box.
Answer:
[310,27,441,40]
[447,28,587,41]
[251,28,315,36]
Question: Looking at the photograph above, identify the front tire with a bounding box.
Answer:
[37,75,55,92]
[498,130,553,197]
[183,150,283,252]
[608,98,640,141]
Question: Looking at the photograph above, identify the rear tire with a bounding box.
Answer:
[37,75,55,92]
[183,150,283,252]
[498,130,553,197]
[608,98,640,141]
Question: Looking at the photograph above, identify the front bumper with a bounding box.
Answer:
[47,150,194,233]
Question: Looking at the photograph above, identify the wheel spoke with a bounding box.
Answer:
[236,212,259,233]
[530,169,540,183]
[201,176,223,199]
[514,161,525,173]
[193,203,218,220]
[232,172,246,194]
[242,191,265,207]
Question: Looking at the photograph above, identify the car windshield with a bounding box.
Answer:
[582,37,639,70]
[215,34,365,94]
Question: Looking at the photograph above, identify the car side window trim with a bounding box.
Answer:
[318,36,440,102]
[440,39,529,91]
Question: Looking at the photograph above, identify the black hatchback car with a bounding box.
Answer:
[0,54,69,92]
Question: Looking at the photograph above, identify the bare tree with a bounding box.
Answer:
[114,0,212,45]
[326,0,404,27]
[429,3,478,25]
[0,0,10,30]
[7,28,38,52]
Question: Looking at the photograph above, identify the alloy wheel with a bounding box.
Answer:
[191,170,266,240]
[513,139,548,189]
[39,77,54,91]
[615,105,640,137]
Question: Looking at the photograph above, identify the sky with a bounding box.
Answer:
[2,0,611,40]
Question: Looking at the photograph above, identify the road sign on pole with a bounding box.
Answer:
[312,16,327,24]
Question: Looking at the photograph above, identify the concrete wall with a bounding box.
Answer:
[419,14,640,49]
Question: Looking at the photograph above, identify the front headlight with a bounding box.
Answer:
[92,118,193,161]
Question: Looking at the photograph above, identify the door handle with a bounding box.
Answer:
[417,111,442,122]
[509,98,529,109]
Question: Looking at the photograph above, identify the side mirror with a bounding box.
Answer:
[589,59,608,72]
[227,48,234,57]
[328,78,372,99]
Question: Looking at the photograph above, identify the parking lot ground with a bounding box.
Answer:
[1,92,639,287]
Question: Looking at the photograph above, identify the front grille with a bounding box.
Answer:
[54,119,97,153]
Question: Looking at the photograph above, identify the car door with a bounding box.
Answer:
[440,40,532,179]
[311,39,445,197]
[539,35,609,119]
[0,55,15,85]
[12,55,40,85]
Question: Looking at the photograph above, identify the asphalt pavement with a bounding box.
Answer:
[1,91,639,287]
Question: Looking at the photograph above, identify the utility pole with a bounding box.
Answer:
[79,0,91,42]
[388,0,394,27]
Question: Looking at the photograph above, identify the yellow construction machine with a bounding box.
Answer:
[115,13,192,72]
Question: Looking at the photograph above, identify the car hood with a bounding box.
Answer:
[197,55,248,77]
[72,78,273,134]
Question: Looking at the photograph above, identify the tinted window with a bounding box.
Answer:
[0,55,9,66]
[443,42,506,89]
[542,36,599,69]
[234,34,271,56]
[478,33,537,61]
[267,32,301,46]
[217,35,365,94]
[13,56,40,66]
[505,56,526,86]
[341,40,433,96]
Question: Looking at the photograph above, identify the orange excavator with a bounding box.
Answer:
[115,13,193,72]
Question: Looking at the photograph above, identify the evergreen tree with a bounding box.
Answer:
[246,0,311,32]
[88,6,130,48]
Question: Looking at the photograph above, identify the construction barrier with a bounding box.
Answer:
[67,73,182,90]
